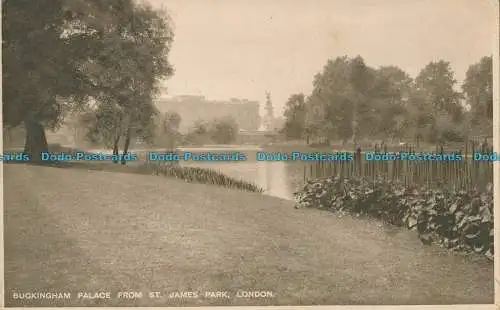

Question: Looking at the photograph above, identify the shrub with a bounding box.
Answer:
[440,129,465,143]
[294,176,493,260]
[143,163,263,193]
[210,116,238,144]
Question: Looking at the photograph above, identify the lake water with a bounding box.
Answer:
[86,146,307,201]
[181,160,305,200]
[177,146,306,201]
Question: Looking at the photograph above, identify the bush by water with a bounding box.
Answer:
[294,176,493,260]
[25,144,264,193]
[147,163,263,193]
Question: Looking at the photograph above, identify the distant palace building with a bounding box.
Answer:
[156,95,261,133]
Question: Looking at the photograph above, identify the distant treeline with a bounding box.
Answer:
[281,55,493,146]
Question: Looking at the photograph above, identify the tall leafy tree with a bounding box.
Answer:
[3,0,174,163]
[412,60,464,143]
[371,66,413,140]
[80,101,125,160]
[82,3,174,164]
[154,111,182,148]
[3,0,131,160]
[210,116,239,145]
[306,56,376,146]
[2,0,100,160]
[404,86,438,142]
[160,111,182,135]
[415,60,464,122]
[348,56,379,144]
[282,93,306,140]
[306,56,352,144]
[288,56,480,145]
[462,56,493,135]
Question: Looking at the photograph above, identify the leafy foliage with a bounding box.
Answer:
[162,111,182,132]
[80,2,174,155]
[79,103,124,148]
[147,163,263,193]
[153,111,182,148]
[294,176,493,260]
[282,93,307,139]
[3,0,174,161]
[3,0,71,127]
[185,117,239,145]
[415,60,463,120]
[210,116,239,144]
[282,55,491,145]
[462,56,493,135]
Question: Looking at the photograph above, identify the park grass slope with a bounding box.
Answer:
[3,164,494,306]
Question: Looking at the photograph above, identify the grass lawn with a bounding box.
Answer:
[3,163,494,307]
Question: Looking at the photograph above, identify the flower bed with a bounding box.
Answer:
[294,176,493,260]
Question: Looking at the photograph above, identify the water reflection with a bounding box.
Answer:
[88,146,302,200]
[181,160,294,200]
[258,161,293,200]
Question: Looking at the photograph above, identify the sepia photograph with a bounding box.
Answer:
[2,0,498,307]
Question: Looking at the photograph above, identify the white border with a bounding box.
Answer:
[1,0,6,306]
[493,0,500,307]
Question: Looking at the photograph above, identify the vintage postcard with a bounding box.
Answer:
[1,0,498,308]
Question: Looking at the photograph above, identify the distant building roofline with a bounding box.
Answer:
[161,94,259,103]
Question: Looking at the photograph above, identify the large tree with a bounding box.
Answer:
[306,56,353,144]
[462,56,493,136]
[3,0,174,163]
[305,55,379,146]
[412,60,464,143]
[81,2,174,164]
[282,93,307,140]
[371,66,413,140]
[3,0,137,161]
[348,56,379,144]
[210,116,239,145]
[154,111,182,149]
[162,111,182,133]
[80,101,125,160]
[415,60,464,122]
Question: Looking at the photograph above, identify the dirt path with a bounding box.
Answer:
[3,164,493,306]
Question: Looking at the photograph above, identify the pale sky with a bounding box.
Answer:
[145,0,497,116]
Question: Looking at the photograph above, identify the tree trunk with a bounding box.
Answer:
[23,120,49,163]
[112,134,120,164]
[4,127,11,148]
[121,128,131,165]
[352,101,358,149]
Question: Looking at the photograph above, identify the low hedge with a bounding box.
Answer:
[294,176,493,261]
[147,163,264,193]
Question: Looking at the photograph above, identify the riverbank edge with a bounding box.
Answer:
[3,144,264,193]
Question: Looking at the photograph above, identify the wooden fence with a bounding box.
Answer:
[303,140,494,191]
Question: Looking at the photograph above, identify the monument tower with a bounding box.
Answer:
[260,91,275,132]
